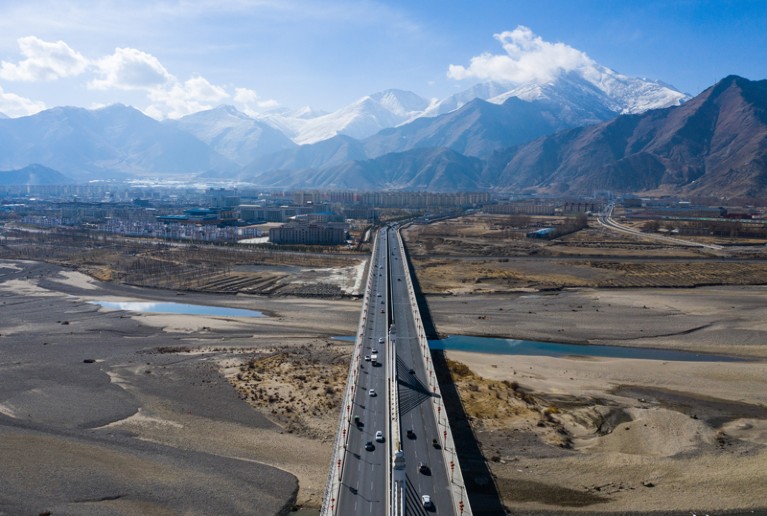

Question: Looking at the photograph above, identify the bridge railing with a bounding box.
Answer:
[388,314,404,516]
[396,228,473,516]
[321,229,381,515]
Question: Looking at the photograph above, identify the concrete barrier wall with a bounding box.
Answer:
[396,229,473,516]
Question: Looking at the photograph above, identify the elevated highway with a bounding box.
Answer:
[323,226,471,516]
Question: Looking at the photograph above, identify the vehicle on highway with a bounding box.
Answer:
[354,415,361,427]
[364,355,370,361]
[371,353,378,365]
[377,293,382,297]
[378,337,384,343]
[375,430,384,442]
[408,368,415,375]
[421,494,432,508]
[418,462,430,474]
[369,389,376,396]
[365,441,374,451]
[381,309,385,313]
[432,438,441,449]
[406,429,415,439]
[371,348,378,354]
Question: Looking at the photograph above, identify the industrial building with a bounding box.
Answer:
[269,220,347,245]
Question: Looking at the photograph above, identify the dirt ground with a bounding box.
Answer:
[397,214,767,515]
[0,260,361,514]
[3,213,767,515]
[403,215,767,294]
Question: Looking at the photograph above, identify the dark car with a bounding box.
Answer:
[418,462,430,474]
[408,368,415,375]
[432,438,441,449]
[365,441,374,451]
[406,429,415,439]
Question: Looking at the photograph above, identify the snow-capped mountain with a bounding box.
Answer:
[167,105,296,165]
[247,66,687,148]
[259,89,432,144]
[425,68,687,123]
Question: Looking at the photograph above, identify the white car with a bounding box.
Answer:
[375,430,384,442]
[421,495,432,508]
[364,355,370,361]
[369,389,376,396]
[378,337,384,344]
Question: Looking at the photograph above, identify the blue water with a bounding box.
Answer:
[91,301,264,317]
[429,335,748,362]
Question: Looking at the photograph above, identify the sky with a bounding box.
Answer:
[0,0,765,119]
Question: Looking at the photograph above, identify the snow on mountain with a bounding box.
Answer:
[259,89,431,144]
[418,69,688,129]
[246,64,687,148]
[487,67,688,116]
[168,105,295,165]
[416,81,513,120]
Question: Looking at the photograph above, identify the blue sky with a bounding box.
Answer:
[0,0,764,118]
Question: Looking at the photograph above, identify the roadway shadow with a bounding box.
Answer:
[400,235,508,516]
[404,475,433,515]
[396,355,436,416]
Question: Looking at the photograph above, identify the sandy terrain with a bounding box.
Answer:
[0,259,360,515]
[422,285,767,514]
[445,350,767,514]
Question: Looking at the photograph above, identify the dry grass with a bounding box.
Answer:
[403,214,767,294]
[228,343,351,439]
[445,359,571,448]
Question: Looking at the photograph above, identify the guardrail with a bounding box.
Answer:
[396,228,473,516]
[387,232,405,515]
[321,229,381,515]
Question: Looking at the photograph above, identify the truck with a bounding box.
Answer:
[370,353,378,365]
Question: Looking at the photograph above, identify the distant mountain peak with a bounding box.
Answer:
[209,104,253,120]
[261,88,431,144]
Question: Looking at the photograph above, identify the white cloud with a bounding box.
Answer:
[0,85,46,117]
[233,87,278,116]
[0,36,89,81]
[90,47,174,91]
[147,76,230,119]
[0,34,281,120]
[448,26,595,85]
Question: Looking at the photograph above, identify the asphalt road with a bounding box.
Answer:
[337,228,391,516]
[388,230,456,516]
[336,226,457,516]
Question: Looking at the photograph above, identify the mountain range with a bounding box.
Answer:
[1,67,765,198]
[484,75,767,197]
